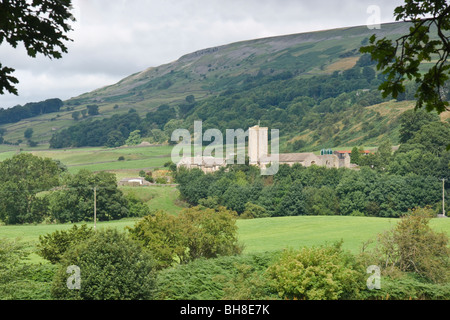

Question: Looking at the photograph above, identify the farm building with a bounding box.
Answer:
[118,177,152,187]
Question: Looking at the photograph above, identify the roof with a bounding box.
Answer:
[178,156,226,167]
[277,153,317,162]
[120,177,145,182]
[335,150,371,154]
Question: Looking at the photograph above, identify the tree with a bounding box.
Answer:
[376,139,393,169]
[222,184,251,214]
[0,239,29,298]
[350,147,360,165]
[51,228,157,300]
[128,206,242,268]
[37,224,94,264]
[398,109,440,143]
[303,186,340,216]
[47,170,129,223]
[362,66,376,82]
[179,206,242,261]
[71,111,80,121]
[276,180,307,216]
[240,202,268,219]
[0,0,74,95]
[185,94,195,104]
[128,211,187,269]
[24,128,33,139]
[0,153,61,224]
[86,104,99,116]
[360,1,450,114]
[373,207,449,283]
[407,121,450,155]
[125,129,142,146]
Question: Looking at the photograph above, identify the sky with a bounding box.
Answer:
[0,0,405,108]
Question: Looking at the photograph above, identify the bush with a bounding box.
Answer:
[128,211,186,269]
[155,252,279,300]
[0,238,57,300]
[128,206,242,268]
[266,242,365,300]
[155,177,167,184]
[372,207,449,283]
[51,228,157,300]
[240,202,268,219]
[125,193,151,217]
[37,224,95,264]
[360,274,450,300]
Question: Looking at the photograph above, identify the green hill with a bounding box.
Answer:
[0,21,447,151]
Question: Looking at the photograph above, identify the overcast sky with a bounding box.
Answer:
[0,0,405,108]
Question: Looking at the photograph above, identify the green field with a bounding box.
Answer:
[2,215,449,264]
[237,215,450,254]
[121,185,186,214]
[0,144,173,177]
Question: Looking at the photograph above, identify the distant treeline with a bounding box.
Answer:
[49,106,177,148]
[0,98,63,124]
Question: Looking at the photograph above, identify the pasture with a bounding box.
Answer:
[0,144,174,178]
[2,214,449,264]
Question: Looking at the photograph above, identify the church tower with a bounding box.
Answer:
[248,124,268,165]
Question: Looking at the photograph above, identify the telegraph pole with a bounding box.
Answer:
[443,179,446,218]
[94,186,97,230]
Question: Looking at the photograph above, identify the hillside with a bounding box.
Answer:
[0,21,447,151]
[70,22,412,106]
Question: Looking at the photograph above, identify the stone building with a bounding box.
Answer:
[176,124,353,173]
[248,125,351,170]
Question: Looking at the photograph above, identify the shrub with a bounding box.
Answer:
[128,211,185,269]
[266,242,365,300]
[372,207,449,283]
[155,177,167,184]
[37,224,95,264]
[240,202,268,219]
[6,263,57,300]
[0,238,58,300]
[128,206,242,268]
[125,193,151,217]
[155,252,279,300]
[360,274,450,300]
[179,206,243,261]
[51,228,157,300]
[0,239,29,299]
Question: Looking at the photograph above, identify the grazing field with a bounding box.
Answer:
[0,144,173,177]
[2,215,449,264]
[237,216,450,254]
[120,185,186,214]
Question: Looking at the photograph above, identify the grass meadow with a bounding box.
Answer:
[2,214,450,264]
[0,144,173,178]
